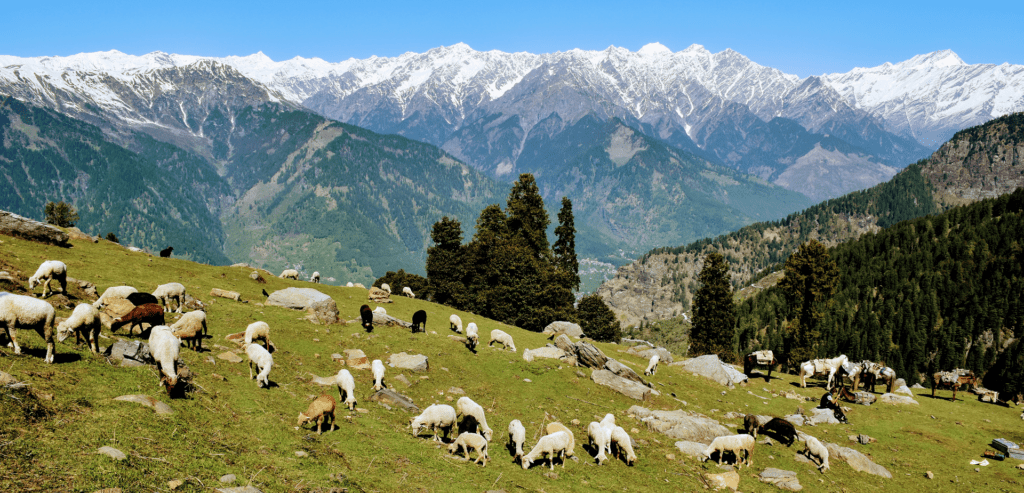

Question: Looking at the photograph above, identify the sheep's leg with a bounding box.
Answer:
[4,323,21,354]
[249,361,255,380]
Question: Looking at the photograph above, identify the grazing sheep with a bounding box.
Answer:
[353,283,366,289]
[410,404,457,442]
[110,303,164,336]
[448,432,489,466]
[297,394,335,434]
[336,369,356,410]
[126,292,159,306]
[171,310,207,351]
[800,433,830,472]
[412,310,427,333]
[311,271,321,284]
[346,282,354,287]
[56,303,101,353]
[93,286,139,309]
[609,426,637,466]
[246,343,273,388]
[545,422,575,458]
[702,434,755,469]
[0,294,57,363]
[148,325,180,395]
[373,306,386,314]
[644,354,660,376]
[508,419,526,461]
[465,322,479,352]
[28,260,67,298]
[402,286,415,298]
[244,321,272,351]
[488,329,516,352]
[449,314,463,333]
[372,359,386,391]
[588,421,613,464]
[522,431,572,470]
[280,269,300,280]
[359,305,373,331]
[380,283,391,294]
[743,414,759,438]
[456,396,493,441]
[152,282,186,313]
[761,417,798,446]
[159,246,173,258]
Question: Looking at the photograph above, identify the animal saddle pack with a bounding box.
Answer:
[940,371,961,384]
[812,359,828,374]
[752,350,774,365]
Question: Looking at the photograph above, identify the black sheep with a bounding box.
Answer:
[160,246,174,258]
[411,310,427,333]
[760,417,798,446]
[126,292,160,306]
[360,305,373,332]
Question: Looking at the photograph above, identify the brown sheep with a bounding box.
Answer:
[110,303,165,337]
[297,394,336,434]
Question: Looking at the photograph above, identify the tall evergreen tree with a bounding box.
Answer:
[778,239,839,365]
[553,196,580,292]
[578,294,620,342]
[691,252,737,361]
[426,216,465,308]
[506,174,550,259]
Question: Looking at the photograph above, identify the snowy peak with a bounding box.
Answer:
[898,49,967,70]
[637,42,672,56]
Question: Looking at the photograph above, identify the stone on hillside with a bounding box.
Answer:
[368,287,392,303]
[523,346,566,362]
[97,446,126,461]
[911,383,925,389]
[592,369,653,400]
[447,387,465,395]
[674,441,708,457]
[879,393,918,405]
[309,373,339,386]
[210,288,241,301]
[389,352,428,372]
[629,406,731,443]
[306,298,339,325]
[66,227,98,242]
[371,312,412,328]
[369,388,419,412]
[344,349,370,369]
[542,321,584,338]
[249,270,266,283]
[113,395,173,415]
[893,378,907,389]
[853,392,876,405]
[394,374,411,387]
[604,358,648,386]
[783,414,805,427]
[448,335,468,343]
[705,470,739,491]
[759,468,802,491]
[575,341,609,369]
[266,288,333,310]
[101,298,136,319]
[825,442,892,478]
[220,474,236,483]
[104,340,154,365]
[0,210,70,247]
[0,370,17,385]
[679,355,748,387]
[554,334,574,353]
[627,345,674,364]
[894,385,914,396]
[806,408,841,425]
[218,351,244,363]
[216,487,264,493]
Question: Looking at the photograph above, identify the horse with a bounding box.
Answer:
[931,369,977,401]
[797,355,848,389]
[861,361,897,393]
[835,361,864,390]
[743,350,778,381]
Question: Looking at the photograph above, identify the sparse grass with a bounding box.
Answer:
[1,233,1022,492]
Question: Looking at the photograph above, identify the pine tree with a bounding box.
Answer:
[426,216,465,308]
[778,240,839,365]
[506,174,550,259]
[691,252,737,361]
[44,201,79,228]
[578,294,620,342]
[553,197,580,292]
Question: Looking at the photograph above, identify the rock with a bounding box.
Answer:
[543,472,558,480]
[66,227,98,242]
[447,386,465,395]
[368,287,391,303]
[523,346,566,362]
[759,468,802,491]
[371,312,412,328]
[674,441,708,457]
[679,355,748,387]
[331,353,343,362]
[911,383,926,389]
[592,369,653,400]
[705,470,739,491]
[266,287,333,310]
[630,406,731,443]
[783,414,805,427]
[344,349,371,369]
[0,210,70,247]
[575,341,609,369]
[879,393,918,406]
[554,334,574,353]
[220,474,236,483]
[104,340,154,364]
[893,378,908,389]
[210,288,241,301]
[857,434,877,444]
[806,408,841,425]
[249,270,266,283]
[218,351,244,363]
[307,298,340,325]
[369,388,419,412]
[825,442,892,478]
[394,374,411,387]
[389,352,428,372]
[216,487,264,493]
[168,479,184,490]
[114,395,174,415]
[97,446,126,460]
[448,335,468,344]
[0,370,19,385]
[570,419,580,426]
[295,451,308,457]
[542,321,584,338]
[925,471,934,479]
[894,385,914,396]
[853,392,877,405]
[604,358,649,386]
[626,345,674,364]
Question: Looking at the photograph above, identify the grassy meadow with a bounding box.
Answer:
[1,232,1022,492]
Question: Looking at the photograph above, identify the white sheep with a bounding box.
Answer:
[93,285,138,309]
[488,329,516,352]
[246,343,273,388]
[545,422,575,458]
[456,396,493,441]
[587,421,612,464]
[465,322,479,352]
[346,282,354,287]
[371,359,386,391]
[800,433,830,472]
[644,354,660,376]
[522,431,572,470]
[449,314,463,333]
[28,260,67,298]
[410,404,457,442]
[170,310,207,351]
[402,286,415,298]
[448,432,490,466]
[280,269,300,280]
[244,321,272,351]
[353,283,365,289]
[508,419,526,461]
[151,282,186,313]
[336,369,357,410]
[148,325,180,395]
[373,306,387,314]
[56,302,101,353]
[702,434,755,469]
[0,294,57,363]
[311,271,321,284]
[380,283,392,294]
[609,426,637,466]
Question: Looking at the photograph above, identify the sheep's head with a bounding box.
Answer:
[161,375,178,395]
[520,456,532,470]
[447,442,457,454]
[410,419,423,436]
[55,323,73,343]
[297,412,311,427]
[482,427,493,442]
[28,276,39,289]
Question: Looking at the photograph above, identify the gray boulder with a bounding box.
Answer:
[879,393,918,405]
[306,299,339,325]
[104,340,154,365]
[894,385,914,396]
[0,210,70,247]
[674,440,708,458]
[825,442,892,478]
[575,341,609,369]
[389,352,428,372]
[679,355,748,387]
[627,345,674,364]
[806,408,842,425]
[97,446,127,461]
[369,389,419,412]
[522,346,566,362]
[113,394,173,415]
[542,321,584,338]
[554,334,575,353]
[371,312,412,328]
[591,369,653,400]
[604,358,648,386]
[266,288,333,310]
[759,468,802,491]
[629,406,731,444]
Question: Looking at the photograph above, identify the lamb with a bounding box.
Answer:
[28,260,67,298]
[56,302,101,353]
[412,310,427,333]
[159,246,173,258]
[151,282,186,313]
[702,434,755,469]
[297,394,335,434]
[410,404,457,442]
[93,286,139,309]
[587,421,613,464]
[148,325,180,395]
[508,419,526,461]
[244,321,272,351]
[110,303,164,337]
[402,286,415,298]
[0,294,57,363]
[465,322,479,352]
[126,292,159,306]
[448,432,489,466]
[609,426,637,466]
[336,369,356,410]
[171,310,207,351]
[373,306,386,314]
[800,433,830,472]
[380,283,391,294]
[488,329,516,352]
[311,271,321,284]
[359,305,373,332]
[522,431,572,470]
[456,396,493,441]
[280,269,300,280]
[545,422,575,458]
[644,354,660,376]
[449,314,463,333]
[246,343,273,388]
[372,359,386,391]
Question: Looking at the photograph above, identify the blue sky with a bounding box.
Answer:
[4,0,1020,76]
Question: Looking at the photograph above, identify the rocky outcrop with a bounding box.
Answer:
[210,288,241,301]
[626,345,673,364]
[825,442,892,478]
[591,370,653,400]
[389,352,428,372]
[604,358,648,386]
[369,389,419,412]
[879,393,918,405]
[629,406,731,444]
[0,210,70,247]
[344,349,371,369]
[759,468,802,491]
[306,299,339,325]
[104,340,154,367]
[542,321,583,338]
[678,355,748,387]
[266,288,333,310]
[113,394,173,415]
[575,342,609,369]
[674,440,708,458]
[368,287,392,303]
[523,346,566,362]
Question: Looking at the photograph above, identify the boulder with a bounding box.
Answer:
[218,352,244,363]
[679,355,748,387]
[0,210,70,247]
[674,440,708,458]
[0,370,17,386]
[523,346,566,362]
[389,352,428,372]
[369,389,419,412]
[104,340,154,365]
[783,414,805,427]
[113,394,173,415]
[368,287,392,303]
[575,341,609,369]
[249,271,266,284]
[853,392,877,405]
[705,470,739,491]
[825,442,892,478]
[627,345,674,364]
[554,334,574,353]
[210,288,241,301]
[879,393,918,406]
[893,378,907,389]
[604,358,648,386]
[306,298,339,325]
[266,288,333,310]
[894,385,914,396]
[759,468,802,491]
[344,349,371,369]
[629,406,731,443]
[66,227,98,242]
[806,408,841,425]
[910,383,925,389]
[371,312,412,328]
[542,321,584,338]
[592,369,653,400]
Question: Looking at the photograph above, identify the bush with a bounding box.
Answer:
[43,201,79,228]
[105,232,119,243]
[577,294,620,342]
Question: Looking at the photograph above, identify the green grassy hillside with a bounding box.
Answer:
[1,233,1022,492]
